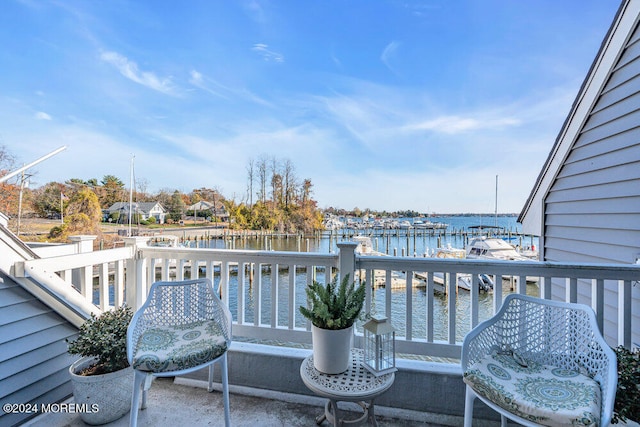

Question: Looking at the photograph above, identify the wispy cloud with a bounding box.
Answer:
[189,70,229,99]
[406,115,521,134]
[100,51,176,95]
[381,41,401,73]
[330,51,343,69]
[35,111,52,120]
[189,69,273,107]
[252,44,284,63]
[242,0,267,24]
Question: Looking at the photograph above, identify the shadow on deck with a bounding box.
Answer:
[24,377,449,427]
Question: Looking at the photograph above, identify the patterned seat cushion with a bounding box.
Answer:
[133,320,228,373]
[463,350,601,427]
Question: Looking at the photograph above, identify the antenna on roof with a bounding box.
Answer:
[494,174,498,228]
[0,146,67,234]
[0,145,67,184]
[128,155,135,237]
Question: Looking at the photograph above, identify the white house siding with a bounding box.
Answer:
[0,273,78,426]
[544,20,640,346]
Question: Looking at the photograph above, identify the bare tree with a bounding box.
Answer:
[136,177,150,201]
[282,158,297,209]
[256,155,268,204]
[246,159,254,207]
[301,179,313,204]
[269,156,280,205]
[0,144,16,174]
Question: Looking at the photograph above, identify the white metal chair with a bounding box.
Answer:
[461,294,617,427]
[127,279,232,427]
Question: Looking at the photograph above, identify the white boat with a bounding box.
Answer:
[432,245,466,259]
[415,271,494,293]
[415,245,494,292]
[352,236,386,256]
[466,236,531,261]
[413,219,448,230]
[456,273,495,292]
[466,236,539,283]
[323,216,344,230]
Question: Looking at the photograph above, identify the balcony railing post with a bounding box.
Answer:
[337,241,358,282]
[68,235,96,301]
[124,237,149,310]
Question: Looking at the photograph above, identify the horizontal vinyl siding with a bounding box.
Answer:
[545,179,640,202]
[0,274,78,427]
[560,143,640,176]
[545,20,640,263]
[544,195,640,216]
[545,211,640,230]
[551,162,640,189]
[544,236,636,263]
[1,368,74,427]
[544,21,640,346]
[0,340,75,383]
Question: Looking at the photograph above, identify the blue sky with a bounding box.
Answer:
[1,1,621,213]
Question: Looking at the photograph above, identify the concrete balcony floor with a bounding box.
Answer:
[25,377,450,427]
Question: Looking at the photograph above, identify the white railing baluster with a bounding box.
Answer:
[98,262,109,310]
[288,265,296,329]
[385,270,392,321]
[447,271,456,344]
[304,266,314,329]
[254,263,262,327]
[114,260,124,308]
[592,279,605,333]
[271,263,278,329]
[619,279,632,348]
[405,270,413,341]
[492,271,502,313]
[364,268,373,314]
[80,265,91,302]
[469,273,479,328]
[567,277,578,303]
[517,274,527,295]
[426,271,434,342]
[221,260,229,306]
[237,262,245,324]
[541,276,552,299]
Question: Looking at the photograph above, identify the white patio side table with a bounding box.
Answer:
[300,349,395,426]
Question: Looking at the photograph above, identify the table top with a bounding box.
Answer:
[300,349,395,401]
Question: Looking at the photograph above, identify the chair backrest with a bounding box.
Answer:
[127,279,232,363]
[462,294,617,425]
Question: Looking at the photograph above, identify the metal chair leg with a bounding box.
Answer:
[221,354,231,427]
[130,370,146,427]
[464,385,475,427]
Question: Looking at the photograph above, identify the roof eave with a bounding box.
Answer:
[518,0,637,234]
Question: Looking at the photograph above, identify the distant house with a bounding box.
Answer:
[187,200,229,222]
[519,0,640,346]
[107,201,166,224]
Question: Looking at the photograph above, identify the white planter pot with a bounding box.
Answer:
[311,324,353,374]
[69,356,134,425]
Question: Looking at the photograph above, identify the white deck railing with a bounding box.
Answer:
[16,236,639,358]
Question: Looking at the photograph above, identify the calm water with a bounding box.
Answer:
[191,216,539,344]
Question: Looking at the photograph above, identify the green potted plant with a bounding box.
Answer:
[612,346,640,425]
[67,306,134,425]
[299,273,366,374]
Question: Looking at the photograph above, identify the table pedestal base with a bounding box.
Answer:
[301,350,394,427]
[315,399,378,427]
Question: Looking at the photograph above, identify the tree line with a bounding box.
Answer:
[232,155,323,233]
[0,146,323,241]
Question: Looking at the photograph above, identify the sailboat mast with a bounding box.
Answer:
[128,156,134,237]
[494,174,498,228]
